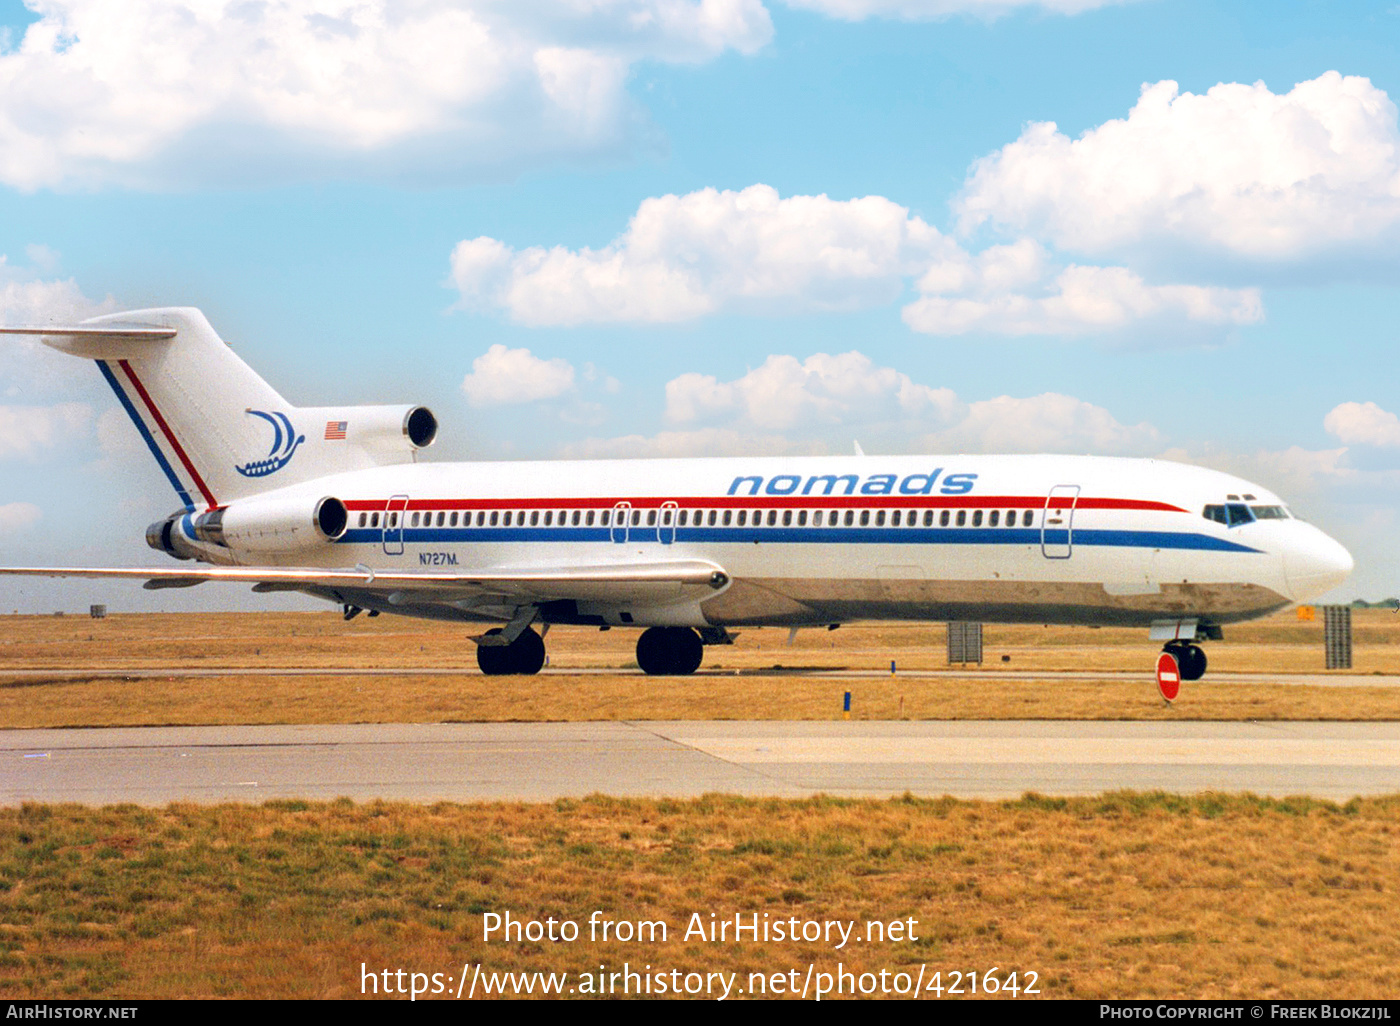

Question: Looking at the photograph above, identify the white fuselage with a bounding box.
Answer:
[175,452,1353,630]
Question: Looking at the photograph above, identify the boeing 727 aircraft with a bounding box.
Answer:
[0,308,1354,685]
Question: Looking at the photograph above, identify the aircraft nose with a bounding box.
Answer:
[1283,525,1354,602]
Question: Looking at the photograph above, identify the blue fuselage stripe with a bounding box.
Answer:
[96,359,195,511]
[336,526,1260,553]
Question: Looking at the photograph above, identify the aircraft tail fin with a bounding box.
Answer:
[1,308,436,510]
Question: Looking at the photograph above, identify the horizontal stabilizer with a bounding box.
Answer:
[0,325,177,339]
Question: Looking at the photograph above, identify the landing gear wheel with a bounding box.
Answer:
[1164,641,1207,681]
[476,626,547,676]
[636,626,704,676]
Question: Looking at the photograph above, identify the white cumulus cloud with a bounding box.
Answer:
[568,350,1158,457]
[0,403,91,458]
[0,0,773,189]
[957,71,1400,261]
[450,184,952,324]
[666,351,962,430]
[904,259,1263,336]
[780,0,1124,19]
[452,185,1256,337]
[460,344,576,406]
[928,392,1161,454]
[1324,401,1400,448]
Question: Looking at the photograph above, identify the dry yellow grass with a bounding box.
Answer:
[6,671,1400,729]
[4,794,1400,1000]
[1,609,1398,727]
[3,608,1399,674]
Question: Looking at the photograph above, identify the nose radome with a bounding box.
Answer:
[1284,526,1354,602]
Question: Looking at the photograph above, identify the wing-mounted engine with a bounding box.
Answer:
[147,495,348,560]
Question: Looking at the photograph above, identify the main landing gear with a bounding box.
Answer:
[475,626,546,676]
[1162,640,1207,681]
[474,624,707,677]
[636,626,704,676]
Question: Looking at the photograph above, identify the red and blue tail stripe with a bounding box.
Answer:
[96,359,218,511]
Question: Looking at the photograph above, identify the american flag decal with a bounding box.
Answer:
[324,420,347,440]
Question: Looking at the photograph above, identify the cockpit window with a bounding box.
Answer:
[1203,503,1257,527]
[1250,505,1289,520]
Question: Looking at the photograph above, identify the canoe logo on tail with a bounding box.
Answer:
[236,410,305,478]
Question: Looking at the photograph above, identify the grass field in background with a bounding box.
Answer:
[2,609,1398,728]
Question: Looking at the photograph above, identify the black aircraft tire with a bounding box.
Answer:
[671,627,704,675]
[476,630,514,675]
[508,628,547,675]
[476,627,547,676]
[636,627,703,676]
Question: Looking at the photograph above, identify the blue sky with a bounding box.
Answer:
[0,0,1398,611]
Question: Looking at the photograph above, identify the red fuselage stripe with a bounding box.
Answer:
[342,496,1186,513]
[118,360,219,509]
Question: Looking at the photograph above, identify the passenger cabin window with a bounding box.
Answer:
[723,510,732,526]
[989,510,999,527]
[844,510,854,526]
[358,513,367,527]
[600,511,609,526]
[890,510,900,527]
[798,510,807,527]
[875,510,885,527]
[972,510,983,527]
[783,510,792,526]
[956,510,966,527]
[940,510,950,527]
[767,510,777,526]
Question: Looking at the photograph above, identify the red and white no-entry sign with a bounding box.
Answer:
[1156,651,1181,702]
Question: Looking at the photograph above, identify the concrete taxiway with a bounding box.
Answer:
[4,720,1399,805]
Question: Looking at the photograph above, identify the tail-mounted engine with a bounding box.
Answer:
[146,495,348,558]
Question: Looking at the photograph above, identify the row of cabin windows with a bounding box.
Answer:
[355,507,1044,530]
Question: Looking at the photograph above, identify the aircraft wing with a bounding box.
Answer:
[0,561,730,601]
